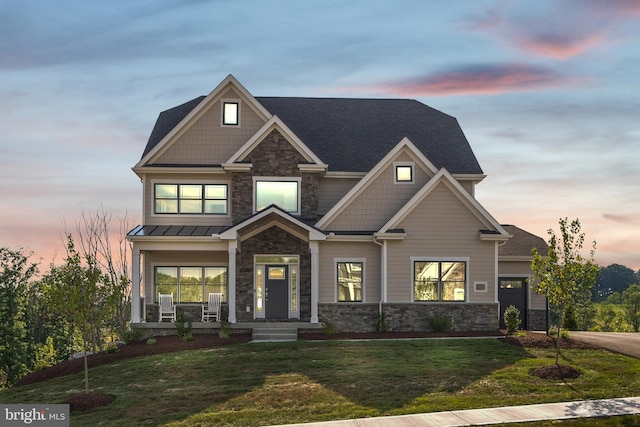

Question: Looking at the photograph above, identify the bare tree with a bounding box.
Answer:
[64,206,135,340]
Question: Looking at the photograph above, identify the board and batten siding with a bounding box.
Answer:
[323,153,433,231]
[151,88,266,165]
[385,182,497,303]
[318,241,381,303]
[499,260,546,310]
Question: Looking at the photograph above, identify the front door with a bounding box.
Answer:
[265,265,289,319]
[498,278,527,329]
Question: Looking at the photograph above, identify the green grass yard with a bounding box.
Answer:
[2,338,640,426]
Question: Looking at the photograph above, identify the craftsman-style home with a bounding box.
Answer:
[127,75,547,335]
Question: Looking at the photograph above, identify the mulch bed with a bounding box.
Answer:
[14,330,600,412]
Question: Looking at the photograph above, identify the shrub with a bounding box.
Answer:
[218,321,232,339]
[503,305,521,334]
[428,314,452,332]
[321,322,336,335]
[123,327,146,344]
[374,313,391,332]
[106,343,119,353]
[146,338,157,345]
[175,313,192,337]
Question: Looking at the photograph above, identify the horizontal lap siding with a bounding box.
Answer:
[386,182,496,303]
[318,241,380,303]
[325,153,432,231]
[153,88,265,165]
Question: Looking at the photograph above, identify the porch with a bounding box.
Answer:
[130,321,323,341]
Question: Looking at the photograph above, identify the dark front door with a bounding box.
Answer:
[498,278,527,329]
[265,265,289,319]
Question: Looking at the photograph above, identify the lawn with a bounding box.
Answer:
[1,338,640,426]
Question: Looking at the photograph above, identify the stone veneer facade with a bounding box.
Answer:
[235,226,312,322]
[319,303,501,332]
[231,129,322,223]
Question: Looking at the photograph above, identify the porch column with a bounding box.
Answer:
[228,240,237,323]
[310,241,319,323]
[131,248,141,323]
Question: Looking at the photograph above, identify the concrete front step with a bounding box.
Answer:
[252,327,298,342]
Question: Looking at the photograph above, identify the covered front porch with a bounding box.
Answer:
[128,206,327,328]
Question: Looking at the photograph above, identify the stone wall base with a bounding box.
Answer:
[145,304,228,323]
[527,309,547,331]
[319,303,500,332]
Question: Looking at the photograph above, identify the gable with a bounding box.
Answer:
[136,75,271,168]
[316,137,437,230]
[223,116,327,171]
[319,149,435,231]
[379,168,509,238]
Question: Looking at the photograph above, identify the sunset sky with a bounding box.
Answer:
[1,0,639,270]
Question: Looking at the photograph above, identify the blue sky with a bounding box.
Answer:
[1,0,638,269]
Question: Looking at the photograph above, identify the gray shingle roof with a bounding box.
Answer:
[499,225,548,257]
[141,95,483,174]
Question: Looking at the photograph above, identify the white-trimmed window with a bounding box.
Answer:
[254,178,301,214]
[155,266,227,303]
[335,259,365,302]
[412,258,467,301]
[222,101,239,126]
[154,183,228,215]
[394,162,414,183]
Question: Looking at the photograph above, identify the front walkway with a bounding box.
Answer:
[270,397,640,426]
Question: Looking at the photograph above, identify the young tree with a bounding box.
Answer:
[0,248,38,386]
[622,284,640,332]
[43,236,112,393]
[531,218,599,365]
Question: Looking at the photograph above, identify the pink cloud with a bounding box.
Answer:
[467,0,640,60]
[359,64,581,97]
[512,32,607,60]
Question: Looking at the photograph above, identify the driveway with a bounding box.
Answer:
[570,332,640,359]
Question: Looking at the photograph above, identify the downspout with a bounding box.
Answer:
[373,236,385,317]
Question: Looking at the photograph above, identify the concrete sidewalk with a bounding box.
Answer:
[269,397,640,426]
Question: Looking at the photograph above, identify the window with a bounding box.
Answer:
[254,179,300,213]
[337,261,363,302]
[223,101,239,126]
[413,260,466,301]
[394,162,414,183]
[154,184,227,215]
[155,266,228,303]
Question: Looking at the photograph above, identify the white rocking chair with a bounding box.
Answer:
[202,292,222,322]
[158,293,176,322]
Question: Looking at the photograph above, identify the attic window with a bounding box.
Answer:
[222,101,239,126]
[394,162,414,183]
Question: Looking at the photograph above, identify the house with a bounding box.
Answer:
[127,74,547,334]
